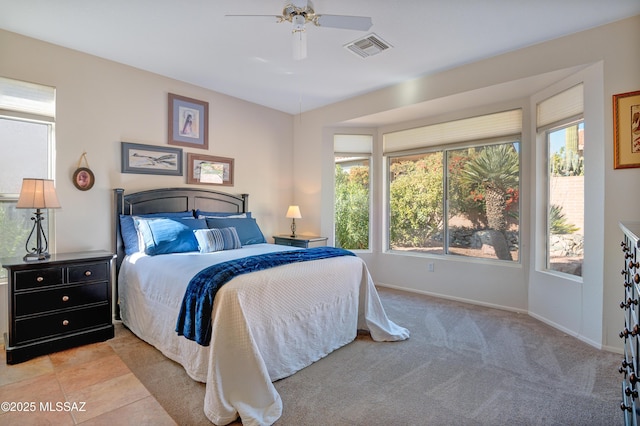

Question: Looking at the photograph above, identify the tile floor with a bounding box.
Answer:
[0,326,177,425]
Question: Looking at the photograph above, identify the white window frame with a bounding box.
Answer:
[383,110,522,264]
[536,84,584,281]
[0,77,56,281]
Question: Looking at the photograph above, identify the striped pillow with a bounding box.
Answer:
[193,227,242,253]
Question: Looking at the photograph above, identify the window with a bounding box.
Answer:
[537,84,584,277]
[334,135,372,250]
[385,110,521,262]
[0,77,55,280]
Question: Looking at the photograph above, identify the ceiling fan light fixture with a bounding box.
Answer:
[292,24,307,60]
[292,13,306,31]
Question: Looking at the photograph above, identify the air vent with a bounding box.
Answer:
[344,33,392,58]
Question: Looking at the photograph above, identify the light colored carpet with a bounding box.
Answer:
[109,287,623,425]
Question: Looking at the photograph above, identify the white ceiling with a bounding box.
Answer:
[1,0,638,115]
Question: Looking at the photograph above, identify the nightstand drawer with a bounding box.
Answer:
[274,237,307,248]
[68,262,108,283]
[273,235,328,248]
[15,282,109,317]
[14,267,63,290]
[14,304,111,344]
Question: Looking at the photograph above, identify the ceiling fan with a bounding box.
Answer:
[226,0,373,60]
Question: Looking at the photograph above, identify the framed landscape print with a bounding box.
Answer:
[121,142,183,176]
[187,153,234,186]
[613,90,640,169]
[168,93,209,149]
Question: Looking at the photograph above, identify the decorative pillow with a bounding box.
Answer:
[120,211,193,255]
[197,213,247,219]
[135,217,207,255]
[193,227,242,253]
[195,209,251,218]
[205,217,266,246]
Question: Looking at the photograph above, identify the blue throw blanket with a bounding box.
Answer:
[176,247,355,346]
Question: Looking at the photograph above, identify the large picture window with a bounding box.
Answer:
[385,110,522,262]
[388,140,520,261]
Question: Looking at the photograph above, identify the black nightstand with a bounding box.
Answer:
[1,250,115,364]
[273,235,328,248]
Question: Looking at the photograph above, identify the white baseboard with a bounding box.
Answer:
[376,282,620,353]
[376,281,528,314]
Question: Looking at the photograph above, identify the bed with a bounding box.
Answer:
[113,187,409,426]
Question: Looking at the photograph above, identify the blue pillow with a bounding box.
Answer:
[120,211,194,255]
[193,227,242,253]
[135,217,207,255]
[195,209,251,218]
[205,217,266,245]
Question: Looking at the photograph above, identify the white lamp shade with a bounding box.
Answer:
[16,178,61,209]
[286,205,302,219]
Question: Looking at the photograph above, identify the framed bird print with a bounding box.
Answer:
[121,142,183,176]
[168,93,209,150]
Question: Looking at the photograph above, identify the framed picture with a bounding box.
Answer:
[168,93,209,149]
[187,153,234,186]
[121,142,183,176]
[72,167,95,191]
[613,90,640,169]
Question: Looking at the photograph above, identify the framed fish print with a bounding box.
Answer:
[121,142,183,176]
[168,93,209,150]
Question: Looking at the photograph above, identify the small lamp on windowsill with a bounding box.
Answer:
[286,205,302,238]
[16,178,61,261]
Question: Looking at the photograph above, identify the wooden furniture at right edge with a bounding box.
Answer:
[619,222,640,424]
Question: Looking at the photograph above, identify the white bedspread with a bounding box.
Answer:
[118,244,409,425]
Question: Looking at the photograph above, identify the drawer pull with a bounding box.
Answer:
[62,320,69,326]
[625,386,639,398]
[36,276,44,282]
[62,295,69,302]
[84,270,92,277]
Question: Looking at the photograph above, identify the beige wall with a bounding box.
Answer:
[293,15,640,351]
[0,29,294,254]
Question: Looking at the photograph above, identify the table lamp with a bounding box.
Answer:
[286,205,302,237]
[16,178,61,261]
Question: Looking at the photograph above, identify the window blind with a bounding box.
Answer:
[536,83,583,131]
[334,134,373,153]
[0,76,55,121]
[383,109,522,154]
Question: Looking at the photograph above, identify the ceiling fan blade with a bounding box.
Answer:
[314,14,372,31]
[225,14,284,23]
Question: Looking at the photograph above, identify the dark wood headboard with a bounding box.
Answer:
[113,187,248,316]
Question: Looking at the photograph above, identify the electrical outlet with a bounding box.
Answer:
[427,262,434,272]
